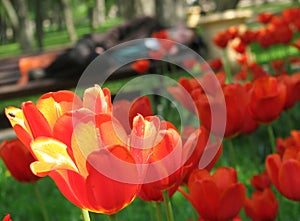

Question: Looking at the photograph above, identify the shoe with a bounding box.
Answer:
[28,68,46,80]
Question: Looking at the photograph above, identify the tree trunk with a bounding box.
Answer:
[155,0,185,26]
[92,0,105,29]
[60,0,77,44]
[118,0,136,19]
[214,0,241,11]
[15,0,34,53]
[135,0,155,17]
[35,0,43,51]
[1,0,19,30]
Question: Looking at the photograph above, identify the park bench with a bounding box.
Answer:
[0,48,166,139]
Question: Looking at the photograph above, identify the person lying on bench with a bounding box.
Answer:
[28,16,207,80]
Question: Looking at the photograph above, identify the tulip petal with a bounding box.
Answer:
[49,170,90,210]
[129,96,154,125]
[191,179,220,220]
[279,159,300,200]
[22,102,52,138]
[30,138,78,176]
[217,183,246,220]
[36,90,82,129]
[266,154,281,191]
[213,167,237,193]
[83,85,112,114]
[5,106,26,128]
[95,114,128,147]
[85,145,139,214]
[73,120,100,156]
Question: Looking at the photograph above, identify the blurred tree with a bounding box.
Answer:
[214,0,241,11]
[35,0,43,51]
[1,0,34,53]
[60,0,77,44]
[116,0,136,19]
[155,0,186,26]
[117,0,185,25]
[87,0,106,30]
[93,0,106,28]
[135,0,155,17]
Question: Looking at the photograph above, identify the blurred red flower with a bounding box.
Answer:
[131,59,150,74]
[208,58,223,71]
[245,188,278,221]
[248,76,286,124]
[2,214,12,221]
[277,73,300,109]
[152,30,168,39]
[213,31,230,48]
[181,126,223,184]
[195,83,247,138]
[183,167,246,221]
[231,39,246,54]
[266,150,300,201]
[250,171,272,191]
[257,12,274,24]
[225,26,239,39]
[276,130,300,157]
[0,139,40,183]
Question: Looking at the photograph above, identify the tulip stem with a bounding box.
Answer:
[81,209,91,221]
[222,50,232,83]
[33,183,50,221]
[155,202,163,221]
[108,213,118,221]
[285,109,294,130]
[226,139,237,168]
[163,191,175,221]
[267,124,277,153]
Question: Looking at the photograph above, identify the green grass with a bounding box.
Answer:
[0,17,122,58]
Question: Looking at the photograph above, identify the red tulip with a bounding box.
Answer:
[183,167,246,221]
[152,30,168,39]
[277,73,300,109]
[28,108,141,214]
[257,28,274,48]
[245,188,278,221]
[248,76,286,124]
[5,90,83,148]
[276,130,300,157]
[225,26,239,39]
[282,7,300,25]
[0,139,40,183]
[257,12,274,24]
[231,39,246,54]
[240,82,259,135]
[112,96,154,133]
[266,151,300,201]
[131,59,150,74]
[181,126,223,184]
[213,31,230,48]
[239,30,257,45]
[136,118,183,202]
[5,85,142,214]
[250,171,272,191]
[208,58,223,71]
[248,63,268,81]
[167,77,201,113]
[2,214,12,221]
[195,83,247,138]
